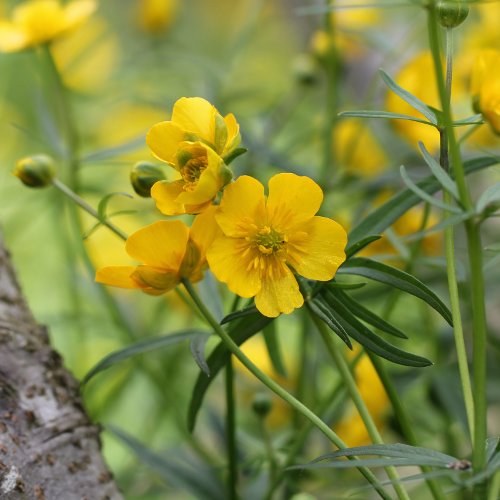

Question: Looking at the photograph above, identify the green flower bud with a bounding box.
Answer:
[130,161,166,197]
[292,54,319,86]
[437,0,469,28]
[13,154,55,188]
[251,392,272,418]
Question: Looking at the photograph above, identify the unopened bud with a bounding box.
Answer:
[13,154,55,188]
[252,392,272,418]
[130,161,166,197]
[437,0,469,28]
[293,54,319,86]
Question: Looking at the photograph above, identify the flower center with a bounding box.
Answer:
[253,226,286,255]
[181,156,207,185]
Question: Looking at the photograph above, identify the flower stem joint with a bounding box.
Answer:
[13,154,56,188]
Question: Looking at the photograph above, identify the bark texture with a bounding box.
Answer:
[0,233,122,500]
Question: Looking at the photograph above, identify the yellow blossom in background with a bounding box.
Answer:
[0,0,96,52]
[151,141,232,215]
[471,49,500,134]
[336,119,387,177]
[207,173,347,317]
[96,207,219,295]
[147,97,241,164]
[138,0,177,34]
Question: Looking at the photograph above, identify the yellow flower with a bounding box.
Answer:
[138,0,178,34]
[0,0,96,53]
[96,207,219,295]
[207,173,348,318]
[147,97,241,164]
[151,141,232,215]
[471,49,500,134]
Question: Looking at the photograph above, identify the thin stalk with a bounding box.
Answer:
[259,416,278,485]
[488,471,500,500]
[427,8,488,496]
[225,358,238,500]
[313,316,411,500]
[181,279,392,500]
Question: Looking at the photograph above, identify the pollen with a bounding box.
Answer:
[252,225,285,255]
[181,156,208,185]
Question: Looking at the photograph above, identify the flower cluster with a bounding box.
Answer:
[96,97,348,317]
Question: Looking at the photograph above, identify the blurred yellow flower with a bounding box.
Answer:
[0,0,96,52]
[96,207,219,295]
[147,97,241,164]
[151,141,232,215]
[471,49,500,134]
[207,174,347,317]
[336,119,387,177]
[138,0,177,34]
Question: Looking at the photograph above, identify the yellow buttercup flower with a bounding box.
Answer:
[207,173,348,318]
[0,0,96,53]
[147,97,241,164]
[138,0,178,34]
[96,207,219,295]
[471,49,500,134]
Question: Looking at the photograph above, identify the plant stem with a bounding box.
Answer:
[225,357,238,500]
[181,279,392,500]
[313,316,411,500]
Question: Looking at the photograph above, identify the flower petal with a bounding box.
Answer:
[63,0,96,29]
[255,265,303,317]
[95,266,139,289]
[266,173,323,230]
[287,216,347,281]
[171,97,216,146]
[215,175,266,237]
[125,220,189,270]
[152,179,210,215]
[224,112,241,152]
[207,236,261,297]
[0,21,28,52]
[146,121,185,164]
[190,205,221,258]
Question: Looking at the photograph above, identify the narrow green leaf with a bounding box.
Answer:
[347,156,498,250]
[222,147,247,165]
[82,329,206,385]
[346,235,381,258]
[379,69,438,125]
[190,334,211,376]
[339,110,434,125]
[291,457,450,469]
[188,312,273,431]
[486,437,500,463]
[328,281,367,290]
[337,257,453,325]
[97,192,133,220]
[331,288,407,339]
[81,135,146,163]
[400,165,462,213]
[322,290,432,367]
[418,141,459,200]
[263,321,288,378]
[220,304,258,325]
[477,182,500,213]
[453,114,484,126]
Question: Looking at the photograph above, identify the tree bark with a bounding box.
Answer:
[0,233,122,500]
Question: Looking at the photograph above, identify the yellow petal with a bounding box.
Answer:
[125,220,189,270]
[215,176,266,237]
[0,21,29,52]
[146,121,186,164]
[255,265,303,317]
[287,216,347,281]
[171,97,216,146]
[95,266,139,289]
[151,179,186,215]
[266,173,323,230]
[131,265,178,292]
[207,236,261,297]
[223,112,240,152]
[63,0,96,29]
[190,205,221,258]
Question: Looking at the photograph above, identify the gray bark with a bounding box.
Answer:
[0,233,122,500]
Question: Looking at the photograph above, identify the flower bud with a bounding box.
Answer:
[251,392,272,418]
[13,154,55,188]
[437,0,469,28]
[293,54,319,86]
[130,161,166,197]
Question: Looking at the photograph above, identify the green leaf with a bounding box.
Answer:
[190,334,211,377]
[379,69,438,125]
[338,257,452,325]
[188,311,273,431]
[453,114,484,126]
[328,281,367,290]
[347,156,498,250]
[345,235,381,258]
[81,135,146,163]
[322,290,432,367]
[400,165,462,213]
[291,458,451,469]
[97,192,133,221]
[220,304,258,325]
[331,288,407,339]
[108,425,225,500]
[477,182,500,214]
[487,437,500,463]
[418,141,459,200]
[82,329,206,385]
[263,321,288,378]
[223,147,247,165]
[339,110,434,125]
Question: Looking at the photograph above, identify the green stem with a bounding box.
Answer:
[259,416,278,485]
[181,279,392,500]
[225,358,238,500]
[488,471,500,500]
[313,316,410,500]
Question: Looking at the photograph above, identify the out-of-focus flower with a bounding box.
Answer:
[335,354,389,447]
[207,173,347,317]
[96,207,219,295]
[151,141,232,215]
[13,154,55,188]
[0,0,96,53]
[147,97,241,164]
[137,0,177,34]
[336,119,387,177]
[471,49,500,134]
